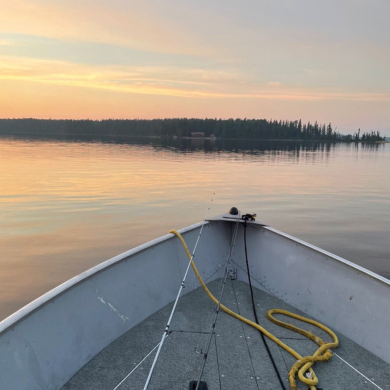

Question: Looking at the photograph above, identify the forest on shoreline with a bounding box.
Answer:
[0,118,385,142]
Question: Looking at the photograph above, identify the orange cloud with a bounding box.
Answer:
[1,56,389,102]
[0,1,211,56]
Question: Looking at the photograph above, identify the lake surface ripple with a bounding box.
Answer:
[0,136,389,320]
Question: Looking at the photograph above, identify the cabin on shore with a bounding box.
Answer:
[191,132,205,138]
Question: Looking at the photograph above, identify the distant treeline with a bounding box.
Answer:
[0,118,385,141]
[349,129,385,142]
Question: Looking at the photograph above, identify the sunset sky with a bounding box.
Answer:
[0,0,389,133]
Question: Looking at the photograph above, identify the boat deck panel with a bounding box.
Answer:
[62,279,390,390]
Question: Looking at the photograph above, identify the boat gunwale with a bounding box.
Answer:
[0,221,206,334]
[1,219,389,334]
[262,225,390,287]
[214,214,390,288]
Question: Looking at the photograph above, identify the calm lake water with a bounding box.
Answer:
[0,135,389,321]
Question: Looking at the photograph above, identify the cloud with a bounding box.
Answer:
[0,33,218,69]
[0,39,13,46]
[1,56,389,103]
[2,1,390,93]
[0,1,213,57]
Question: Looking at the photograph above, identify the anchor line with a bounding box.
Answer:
[172,224,340,390]
[194,217,241,390]
[142,197,214,390]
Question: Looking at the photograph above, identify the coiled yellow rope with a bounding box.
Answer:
[169,229,339,390]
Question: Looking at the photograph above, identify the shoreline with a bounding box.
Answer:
[0,131,387,143]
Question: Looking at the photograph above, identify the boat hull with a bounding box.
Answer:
[0,217,389,389]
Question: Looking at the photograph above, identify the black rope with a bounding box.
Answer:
[243,222,287,390]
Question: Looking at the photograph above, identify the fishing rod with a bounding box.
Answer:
[193,216,241,390]
[142,195,215,390]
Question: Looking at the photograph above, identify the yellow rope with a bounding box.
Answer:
[169,229,339,390]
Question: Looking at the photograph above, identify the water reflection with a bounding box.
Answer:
[2,132,386,158]
[0,135,389,320]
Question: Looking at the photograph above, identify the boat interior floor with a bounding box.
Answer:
[62,279,390,390]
